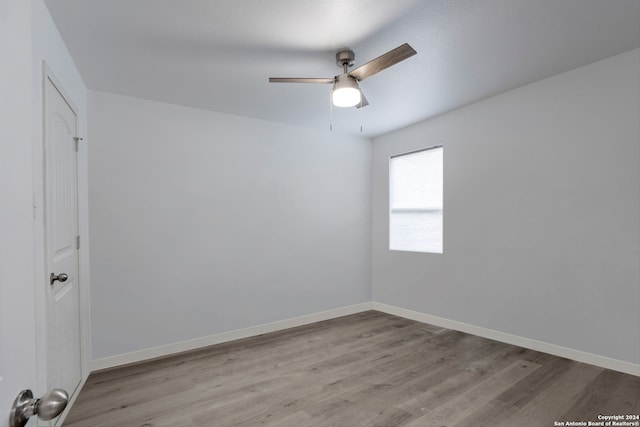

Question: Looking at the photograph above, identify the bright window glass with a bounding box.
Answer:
[389,146,443,253]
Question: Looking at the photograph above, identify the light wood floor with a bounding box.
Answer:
[64,311,640,426]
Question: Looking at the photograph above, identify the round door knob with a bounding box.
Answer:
[36,389,69,421]
[9,388,68,427]
[50,272,69,286]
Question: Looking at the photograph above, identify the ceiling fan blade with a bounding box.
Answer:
[356,92,369,109]
[349,43,417,82]
[269,77,335,84]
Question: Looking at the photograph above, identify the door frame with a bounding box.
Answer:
[34,62,91,426]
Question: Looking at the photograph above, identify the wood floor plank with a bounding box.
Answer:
[64,311,640,427]
[558,369,640,421]
[402,359,540,427]
[69,312,398,418]
[190,325,440,425]
[261,410,313,426]
[304,334,517,426]
[390,344,532,417]
[486,362,605,427]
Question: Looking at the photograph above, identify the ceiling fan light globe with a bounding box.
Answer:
[333,87,361,107]
[332,73,362,107]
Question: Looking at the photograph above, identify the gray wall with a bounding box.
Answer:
[89,92,372,359]
[371,49,640,365]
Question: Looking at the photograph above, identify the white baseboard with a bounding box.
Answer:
[373,302,640,377]
[91,302,374,371]
[92,301,639,377]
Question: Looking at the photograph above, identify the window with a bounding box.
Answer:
[389,146,443,253]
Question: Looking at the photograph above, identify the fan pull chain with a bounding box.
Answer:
[360,98,363,133]
[329,90,334,131]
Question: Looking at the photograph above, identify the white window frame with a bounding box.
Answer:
[389,145,443,254]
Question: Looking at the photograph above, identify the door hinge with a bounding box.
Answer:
[73,136,84,152]
[76,235,81,250]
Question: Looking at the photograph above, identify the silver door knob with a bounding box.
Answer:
[37,389,69,420]
[50,272,68,286]
[9,388,69,427]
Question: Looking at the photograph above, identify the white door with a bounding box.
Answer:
[44,75,82,422]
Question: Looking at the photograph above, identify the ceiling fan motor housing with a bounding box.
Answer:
[336,49,356,68]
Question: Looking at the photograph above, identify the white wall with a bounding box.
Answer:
[89,92,372,360]
[0,2,36,425]
[372,49,640,367]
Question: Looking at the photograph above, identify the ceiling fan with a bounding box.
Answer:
[269,43,417,108]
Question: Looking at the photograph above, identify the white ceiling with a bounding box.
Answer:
[45,0,640,137]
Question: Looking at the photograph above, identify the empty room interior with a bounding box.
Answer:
[1,1,639,426]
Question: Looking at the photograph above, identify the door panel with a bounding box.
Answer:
[44,75,82,424]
